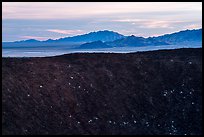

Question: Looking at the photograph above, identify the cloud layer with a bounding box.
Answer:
[2,2,202,20]
[2,2,202,41]
[46,29,83,35]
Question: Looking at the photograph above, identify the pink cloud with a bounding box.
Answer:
[21,35,67,41]
[185,24,202,30]
[140,20,186,29]
[21,36,52,40]
[47,29,83,35]
[113,19,186,29]
[2,2,202,20]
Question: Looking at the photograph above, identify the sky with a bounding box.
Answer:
[2,2,202,42]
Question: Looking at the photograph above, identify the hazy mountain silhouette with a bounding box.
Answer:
[76,41,110,49]
[79,29,201,49]
[105,35,168,48]
[15,39,41,43]
[2,29,202,49]
[76,35,168,49]
[45,30,125,43]
[152,29,202,45]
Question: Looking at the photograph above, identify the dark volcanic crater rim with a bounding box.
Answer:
[2,48,202,135]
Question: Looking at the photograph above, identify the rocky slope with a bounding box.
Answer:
[2,48,202,135]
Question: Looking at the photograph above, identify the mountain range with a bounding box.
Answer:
[152,29,202,45]
[48,30,125,43]
[3,29,202,49]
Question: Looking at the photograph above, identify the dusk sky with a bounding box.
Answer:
[2,2,202,42]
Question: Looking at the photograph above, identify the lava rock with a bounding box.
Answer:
[2,48,202,135]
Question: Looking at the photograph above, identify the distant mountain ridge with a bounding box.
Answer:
[3,30,125,47]
[79,29,201,49]
[105,35,169,47]
[16,39,40,43]
[77,35,169,49]
[152,29,202,45]
[52,30,125,43]
[3,29,202,49]
[76,41,110,49]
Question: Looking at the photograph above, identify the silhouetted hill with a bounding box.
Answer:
[106,35,168,47]
[152,29,202,45]
[52,30,125,43]
[76,41,110,49]
[2,48,202,135]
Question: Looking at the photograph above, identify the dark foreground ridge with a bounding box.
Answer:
[2,48,202,135]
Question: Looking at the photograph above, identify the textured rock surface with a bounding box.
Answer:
[2,48,202,135]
